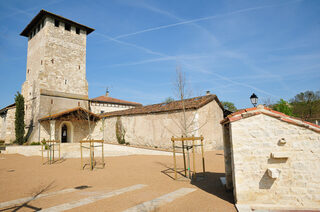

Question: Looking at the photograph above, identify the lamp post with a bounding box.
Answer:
[250,93,258,107]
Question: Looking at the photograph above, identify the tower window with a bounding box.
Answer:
[37,24,40,32]
[41,60,43,65]
[51,99,53,104]
[78,65,80,70]
[65,79,67,84]
[27,69,30,74]
[76,27,80,34]
[51,59,54,64]
[65,23,71,31]
[54,19,59,27]
[78,102,80,106]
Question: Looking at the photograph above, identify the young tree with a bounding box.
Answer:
[14,92,25,145]
[221,101,237,112]
[272,99,293,116]
[169,68,209,137]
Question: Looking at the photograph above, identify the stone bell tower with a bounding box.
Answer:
[20,10,94,141]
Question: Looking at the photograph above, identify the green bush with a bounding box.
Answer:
[30,142,41,145]
[115,117,126,144]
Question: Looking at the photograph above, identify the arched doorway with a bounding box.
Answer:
[59,121,73,143]
[61,124,68,143]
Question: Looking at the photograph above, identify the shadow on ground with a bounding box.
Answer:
[191,172,234,204]
[156,161,234,204]
[0,181,56,212]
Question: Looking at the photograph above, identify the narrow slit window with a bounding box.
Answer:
[65,79,67,84]
[76,27,80,34]
[54,19,59,27]
[51,99,53,104]
[65,23,71,31]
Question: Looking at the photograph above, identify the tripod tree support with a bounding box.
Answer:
[41,140,61,164]
[171,135,205,180]
[80,140,105,170]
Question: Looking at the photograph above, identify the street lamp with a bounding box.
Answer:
[250,93,258,107]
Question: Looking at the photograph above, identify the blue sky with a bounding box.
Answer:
[0,0,319,109]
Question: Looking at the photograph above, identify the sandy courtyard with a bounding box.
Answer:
[0,150,235,211]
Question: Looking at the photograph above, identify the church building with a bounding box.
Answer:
[0,10,225,150]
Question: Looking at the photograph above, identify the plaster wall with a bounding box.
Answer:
[228,114,320,209]
[197,100,224,150]
[102,101,223,150]
[90,102,135,114]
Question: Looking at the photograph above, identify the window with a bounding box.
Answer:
[78,65,80,70]
[65,79,67,84]
[51,99,53,104]
[54,19,59,27]
[76,27,80,34]
[41,60,43,65]
[78,102,80,106]
[101,110,104,114]
[65,23,71,31]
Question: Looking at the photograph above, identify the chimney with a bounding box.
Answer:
[106,88,109,97]
[206,91,210,96]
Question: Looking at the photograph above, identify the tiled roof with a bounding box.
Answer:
[90,96,142,106]
[21,10,94,37]
[39,107,100,121]
[100,94,223,118]
[220,105,320,133]
[0,103,16,114]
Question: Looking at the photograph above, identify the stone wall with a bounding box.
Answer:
[101,100,223,150]
[0,107,16,143]
[225,113,320,209]
[42,17,88,96]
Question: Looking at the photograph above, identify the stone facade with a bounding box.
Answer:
[221,106,320,210]
[0,106,16,143]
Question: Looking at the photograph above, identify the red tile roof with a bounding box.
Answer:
[90,96,142,106]
[100,94,223,118]
[220,105,320,133]
[39,107,100,121]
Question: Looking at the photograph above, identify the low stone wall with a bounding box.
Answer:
[2,143,173,158]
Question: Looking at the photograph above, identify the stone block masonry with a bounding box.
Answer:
[222,106,320,210]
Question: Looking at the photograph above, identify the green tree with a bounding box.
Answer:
[290,90,320,120]
[221,101,237,112]
[163,97,174,104]
[14,92,25,145]
[272,99,293,116]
